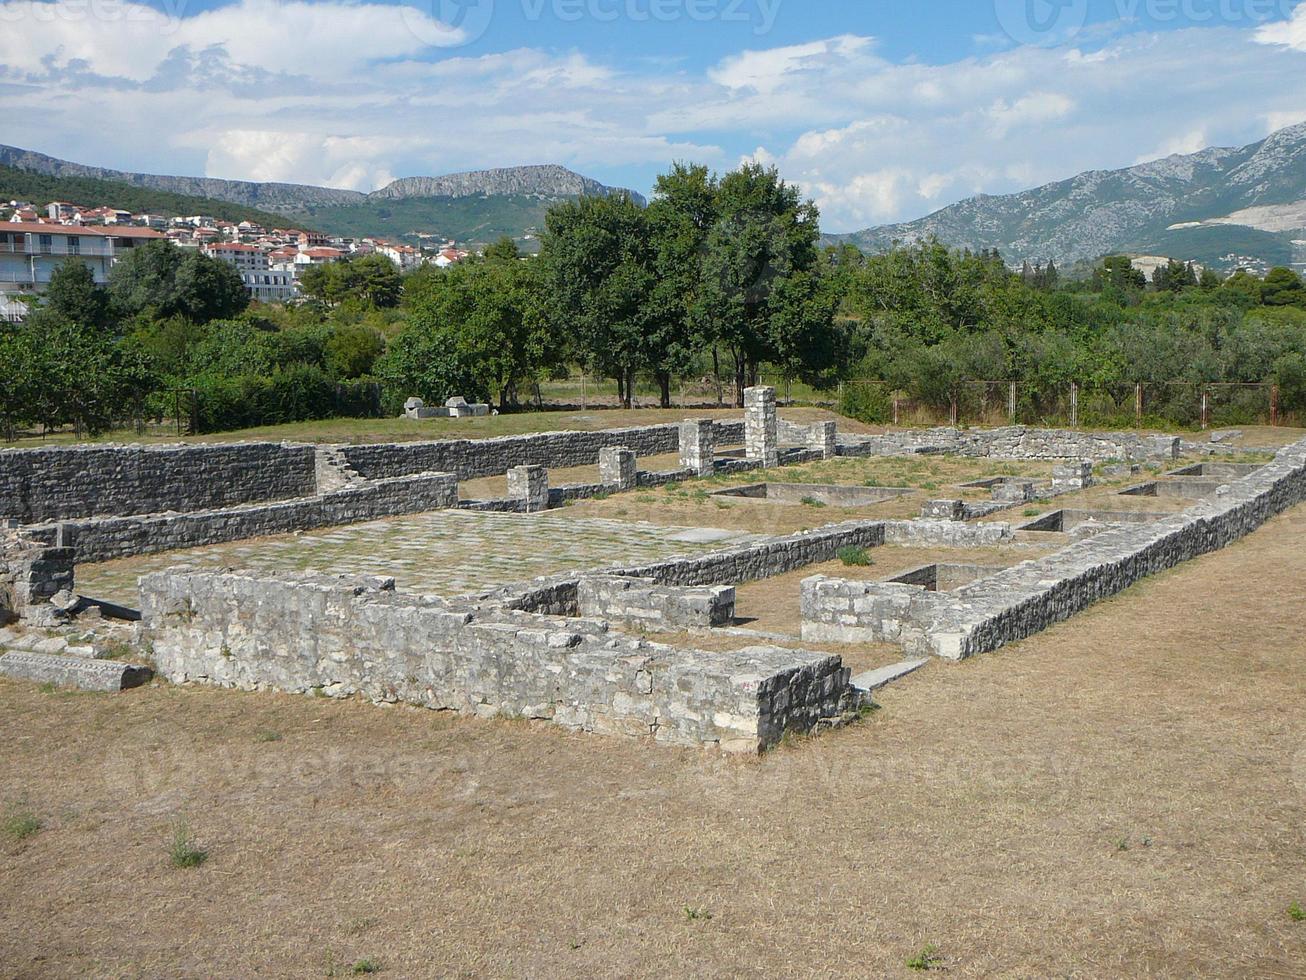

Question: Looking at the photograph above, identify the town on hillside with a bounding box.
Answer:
[0,197,470,321]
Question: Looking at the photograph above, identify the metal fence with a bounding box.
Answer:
[840,380,1286,430]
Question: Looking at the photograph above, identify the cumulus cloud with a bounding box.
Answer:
[3,3,1306,229]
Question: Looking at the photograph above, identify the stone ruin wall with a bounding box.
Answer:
[18,472,460,564]
[139,570,860,753]
[338,421,748,481]
[0,443,318,523]
[802,439,1306,660]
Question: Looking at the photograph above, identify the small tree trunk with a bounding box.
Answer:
[712,347,722,408]
[657,371,671,410]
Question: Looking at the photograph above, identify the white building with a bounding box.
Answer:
[203,242,298,303]
[0,223,165,319]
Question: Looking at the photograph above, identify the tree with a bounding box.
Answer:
[299,256,401,308]
[483,236,522,264]
[1096,256,1147,292]
[1153,259,1197,293]
[539,194,654,408]
[375,319,490,407]
[645,162,718,407]
[42,259,113,332]
[325,324,386,378]
[107,240,248,323]
[699,162,831,405]
[399,258,553,410]
[1262,266,1305,308]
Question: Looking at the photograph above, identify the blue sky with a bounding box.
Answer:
[3,0,1306,231]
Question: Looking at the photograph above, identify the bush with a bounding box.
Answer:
[838,382,892,424]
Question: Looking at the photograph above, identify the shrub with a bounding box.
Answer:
[168,820,208,869]
[837,546,872,567]
[838,382,892,424]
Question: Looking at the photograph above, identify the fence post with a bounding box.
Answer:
[1070,382,1079,429]
[1135,383,1143,426]
[1200,388,1209,430]
[949,392,959,427]
[892,397,900,427]
[1271,384,1280,427]
[1008,381,1017,422]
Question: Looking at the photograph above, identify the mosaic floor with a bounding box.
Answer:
[77,510,761,607]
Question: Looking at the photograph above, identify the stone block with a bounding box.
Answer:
[808,421,838,460]
[744,386,778,467]
[0,651,152,691]
[678,419,716,476]
[598,447,638,491]
[921,499,966,521]
[1051,460,1094,491]
[507,465,550,513]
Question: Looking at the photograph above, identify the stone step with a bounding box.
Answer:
[851,658,930,693]
[0,651,153,692]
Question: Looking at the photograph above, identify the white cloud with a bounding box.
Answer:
[1256,4,1306,50]
[708,34,874,94]
[4,8,1306,229]
[0,0,463,82]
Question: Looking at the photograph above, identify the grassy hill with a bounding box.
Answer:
[284,194,560,248]
[0,164,299,229]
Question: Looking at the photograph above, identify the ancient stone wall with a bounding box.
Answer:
[840,426,1181,462]
[577,576,735,630]
[139,570,859,752]
[0,443,317,523]
[1,534,74,621]
[340,421,748,481]
[803,438,1306,660]
[19,473,459,564]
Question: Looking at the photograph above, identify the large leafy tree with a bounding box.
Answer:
[539,193,654,408]
[42,259,113,332]
[644,163,718,407]
[699,163,832,405]
[400,258,553,410]
[108,240,248,323]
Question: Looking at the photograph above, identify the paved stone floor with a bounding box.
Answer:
[76,510,760,607]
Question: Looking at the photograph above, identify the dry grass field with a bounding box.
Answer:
[2,500,1304,976]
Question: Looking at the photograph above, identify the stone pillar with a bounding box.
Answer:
[808,420,837,460]
[507,465,549,513]
[921,499,966,522]
[598,447,637,491]
[678,419,716,477]
[1051,461,1094,493]
[993,480,1037,503]
[744,386,778,467]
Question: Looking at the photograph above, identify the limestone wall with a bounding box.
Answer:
[139,570,859,752]
[577,576,735,630]
[20,473,459,564]
[0,443,317,523]
[340,421,748,481]
[803,438,1306,660]
[839,426,1181,462]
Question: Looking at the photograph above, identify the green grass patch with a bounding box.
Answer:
[2,805,42,842]
[1289,901,1304,922]
[906,944,943,971]
[836,546,873,567]
[168,820,208,869]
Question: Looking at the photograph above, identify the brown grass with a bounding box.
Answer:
[2,511,1305,977]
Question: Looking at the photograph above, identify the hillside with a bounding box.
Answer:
[829,122,1306,270]
[0,164,301,229]
[0,145,646,244]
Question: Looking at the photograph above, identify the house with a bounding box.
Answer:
[375,241,423,271]
[434,246,468,268]
[297,231,330,249]
[0,223,165,297]
[294,246,345,266]
[46,201,81,222]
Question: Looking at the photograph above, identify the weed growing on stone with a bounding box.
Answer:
[682,905,712,922]
[905,944,942,971]
[837,546,873,567]
[1023,508,1042,517]
[800,496,827,508]
[2,805,41,842]
[168,820,208,869]
[1289,901,1304,922]
[96,641,134,661]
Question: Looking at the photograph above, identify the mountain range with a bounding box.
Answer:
[827,122,1306,272]
[0,145,645,245]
